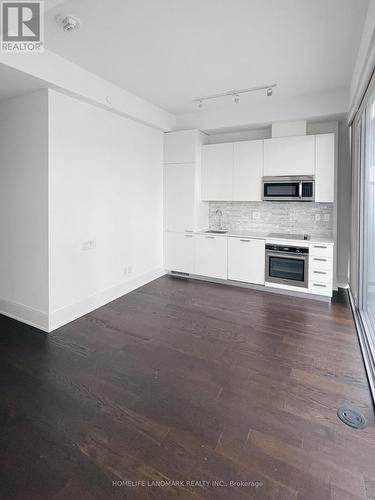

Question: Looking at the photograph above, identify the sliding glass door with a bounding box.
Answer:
[352,75,375,401]
[360,89,375,352]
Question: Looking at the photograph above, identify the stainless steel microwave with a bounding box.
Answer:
[262,175,315,201]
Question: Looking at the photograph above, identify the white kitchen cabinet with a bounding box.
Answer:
[201,143,233,200]
[165,130,201,164]
[195,234,228,279]
[228,237,265,284]
[233,141,264,201]
[264,135,315,176]
[165,232,195,273]
[308,243,334,297]
[315,133,335,202]
[165,163,195,232]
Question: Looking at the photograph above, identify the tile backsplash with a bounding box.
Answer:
[209,202,333,237]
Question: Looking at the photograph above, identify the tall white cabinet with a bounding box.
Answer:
[165,163,195,232]
[164,130,208,273]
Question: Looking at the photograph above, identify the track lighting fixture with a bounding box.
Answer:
[194,84,276,108]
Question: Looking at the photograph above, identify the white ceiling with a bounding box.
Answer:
[44,0,368,114]
[0,64,48,102]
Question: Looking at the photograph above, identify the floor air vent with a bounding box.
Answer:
[337,407,367,429]
[170,271,190,277]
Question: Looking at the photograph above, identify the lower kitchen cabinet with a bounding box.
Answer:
[165,231,195,274]
[228,237,265,284]
[308,243,334,297]
[195,234,228,279]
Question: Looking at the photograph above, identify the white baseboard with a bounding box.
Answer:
[0,297,49,332]
[49,268,165,332]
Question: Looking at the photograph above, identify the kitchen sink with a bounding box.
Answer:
[205,230,228,234]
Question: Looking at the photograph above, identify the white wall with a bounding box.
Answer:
[177,88,349,132]
[0,50,176,131]
[349,0,375,122]
[207,127,271,144]
[0,90,49,330]
[336,122,352,285]
[48,90,165,330]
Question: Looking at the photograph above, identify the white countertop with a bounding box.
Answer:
[197,229,334,246]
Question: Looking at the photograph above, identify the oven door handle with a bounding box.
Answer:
[266,251,308,260]
[298,181,303,199]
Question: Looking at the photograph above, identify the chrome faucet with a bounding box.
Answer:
[215,209,223,230]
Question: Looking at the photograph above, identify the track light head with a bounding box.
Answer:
[234,93,240,104]
[198,100,203,109]
[267,87,273,97]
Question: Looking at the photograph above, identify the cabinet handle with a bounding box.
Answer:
[313,283,327,288]
[314,245,327,249]
[184,234,193,238]
[205,236,215,239]
[313,258,327,262]
[185,230,193,233]
[313,271,327,275]
[240,239,250,243]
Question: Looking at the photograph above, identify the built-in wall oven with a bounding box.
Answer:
[265,244,309,288]
[262,176,315,201]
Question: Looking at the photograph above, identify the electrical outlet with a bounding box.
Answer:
[82,239,96,251]
[123,267,128,276]
[252,211,260,220]
[127,266,133,275]
[315,214,321,222]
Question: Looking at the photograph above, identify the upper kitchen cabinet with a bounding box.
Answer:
[315,133,335,202]
[165,130,207,164]
[201,143,233,200]
[264,135,315,176]
[165,163,195,232]
[233,140,264,201]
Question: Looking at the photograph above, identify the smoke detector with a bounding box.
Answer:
[55,15,81,32]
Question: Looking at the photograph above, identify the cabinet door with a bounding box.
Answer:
[264,135,315,176]
[195,235,228,279]
[165,130,197,164]
[228,237,265,284]
[165,232,194,273]
[315,134,334,202]
[233,140,264,201]
[165,163,195,232]
[201,143,233,200]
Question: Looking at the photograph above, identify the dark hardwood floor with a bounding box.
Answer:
[0,276,374,500]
